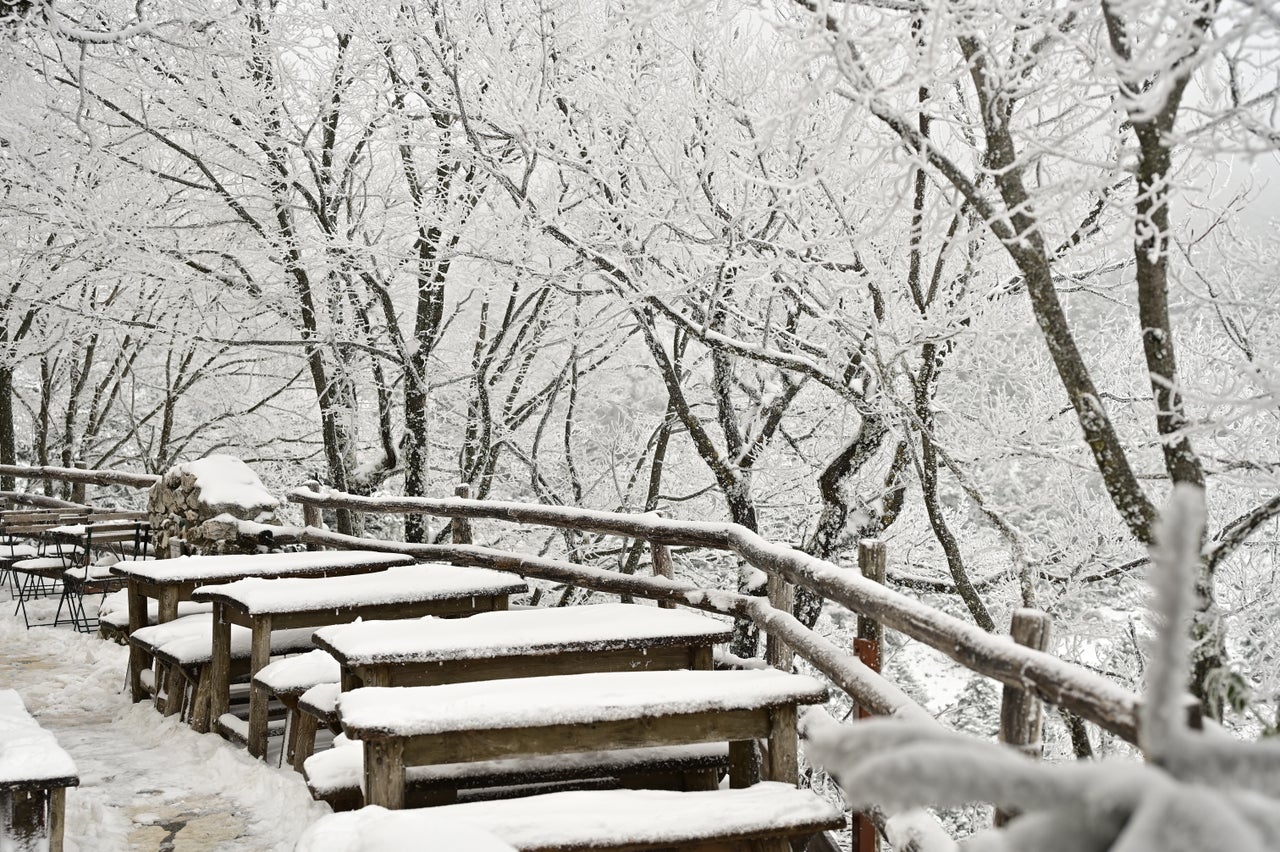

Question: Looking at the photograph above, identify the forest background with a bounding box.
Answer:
[1,0,1278,774]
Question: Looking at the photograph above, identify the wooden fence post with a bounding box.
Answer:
[766,572,795,670]
[453,484,473,545]
[302,479,323,551]
[995,608,1052,826]
[651,542,675,609]
[70,458,86,505]
[852,538,886,852]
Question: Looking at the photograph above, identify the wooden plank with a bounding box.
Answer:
[728,740,759,789]
[396,707,773,768]
[265,595,508,629]
[348,644,708,689]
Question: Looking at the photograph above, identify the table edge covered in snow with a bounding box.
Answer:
[110,549,414,584]
[189,563,528,615]
[312,603,732,668]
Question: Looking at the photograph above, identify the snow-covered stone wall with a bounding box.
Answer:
[148,455,281,555]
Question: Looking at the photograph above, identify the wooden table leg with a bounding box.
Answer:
[207,607,233,728]
[766,704,798,784]
[158,588,179,623]
[127,584,148,703]
[49,787,66,852]
[364,738,406,809]
[247,614,273,758]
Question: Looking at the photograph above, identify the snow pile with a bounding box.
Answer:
[148,455,281,555]
[0,606,329,851]
[0,689,78,785]
[297,784,841,851]
[804,485,1280,851]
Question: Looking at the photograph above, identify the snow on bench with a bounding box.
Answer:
[191,564,527,615]
[296,783,845,852]
[0,689,78,852]
[97,590,213,641]
[341,669,828,809]
[304,733,729,811]
[341,669,826,738]
[253,650,342,767]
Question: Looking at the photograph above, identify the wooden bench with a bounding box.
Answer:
[305,736,730,811]
[0,690,78,852]
[295,783,846,852]
[339,668,828,810]
[192,564,527,758]
[252,650,341,766]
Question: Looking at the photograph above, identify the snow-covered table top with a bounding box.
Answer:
[340,669,828,738]
[191,564,526,615]
[297,805,517,852]
[296,784,842,852]
[111,549,413,584]
[0,689,79,790]
[314,603,730,666]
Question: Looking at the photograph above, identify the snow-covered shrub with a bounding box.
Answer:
[805,485,1280,851]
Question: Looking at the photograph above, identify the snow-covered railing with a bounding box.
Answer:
[0,463,159,490]
[282,486,1144,745]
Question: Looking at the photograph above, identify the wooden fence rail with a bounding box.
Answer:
[0,464,159,490]
[288,486,1143,744]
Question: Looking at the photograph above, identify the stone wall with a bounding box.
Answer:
[147,455,281,556]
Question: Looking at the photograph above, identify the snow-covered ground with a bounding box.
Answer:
[0,597,329,850]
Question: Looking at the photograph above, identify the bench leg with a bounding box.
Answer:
[190,666,214,733]
[284,706,301,767]
[163,669,187,717]
[728,741,760,789]
[49,787,66,852]
[292,711,319,773]
[2,788,46,848]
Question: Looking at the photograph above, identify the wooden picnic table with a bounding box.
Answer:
[191,564,529,757]
[113,550,414,702]
[313,603,733,690]
[338,668,828,810]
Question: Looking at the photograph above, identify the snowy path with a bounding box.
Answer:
[0,600,328,850]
